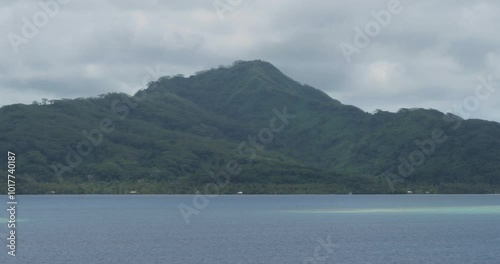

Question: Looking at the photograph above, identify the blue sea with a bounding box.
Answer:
[1,195,499,263]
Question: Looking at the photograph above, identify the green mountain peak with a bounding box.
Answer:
[1,60,499,194]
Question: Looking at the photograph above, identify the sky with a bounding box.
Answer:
[1,0,499,122]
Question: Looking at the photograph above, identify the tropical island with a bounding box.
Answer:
[1,60,499,194]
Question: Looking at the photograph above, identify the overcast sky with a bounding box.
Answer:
[1,0,499,122]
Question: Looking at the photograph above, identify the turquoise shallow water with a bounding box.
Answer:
[0,195,499,263]
[288,205,500,214]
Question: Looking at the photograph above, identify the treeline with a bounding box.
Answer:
[1,180,498,195]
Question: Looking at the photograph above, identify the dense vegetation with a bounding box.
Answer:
[1,60,499,194]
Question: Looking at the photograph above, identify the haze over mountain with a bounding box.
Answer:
[1,60,499,194]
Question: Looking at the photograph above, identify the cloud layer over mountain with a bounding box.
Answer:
[1,0,499,121]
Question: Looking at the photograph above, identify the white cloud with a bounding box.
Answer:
[0,0,499,122]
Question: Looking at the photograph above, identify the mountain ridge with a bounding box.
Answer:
[1,60,499,194]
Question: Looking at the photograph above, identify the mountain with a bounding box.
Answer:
[1,60,499,194]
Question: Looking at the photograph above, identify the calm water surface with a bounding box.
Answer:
[1,195,499,264]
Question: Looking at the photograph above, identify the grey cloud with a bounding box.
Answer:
[0,0,499,123]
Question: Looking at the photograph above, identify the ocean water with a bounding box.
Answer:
[1,195,499,264]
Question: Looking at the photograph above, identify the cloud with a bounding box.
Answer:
[0,0,499,122]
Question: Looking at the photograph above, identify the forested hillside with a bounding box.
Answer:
[1,60,499,194]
